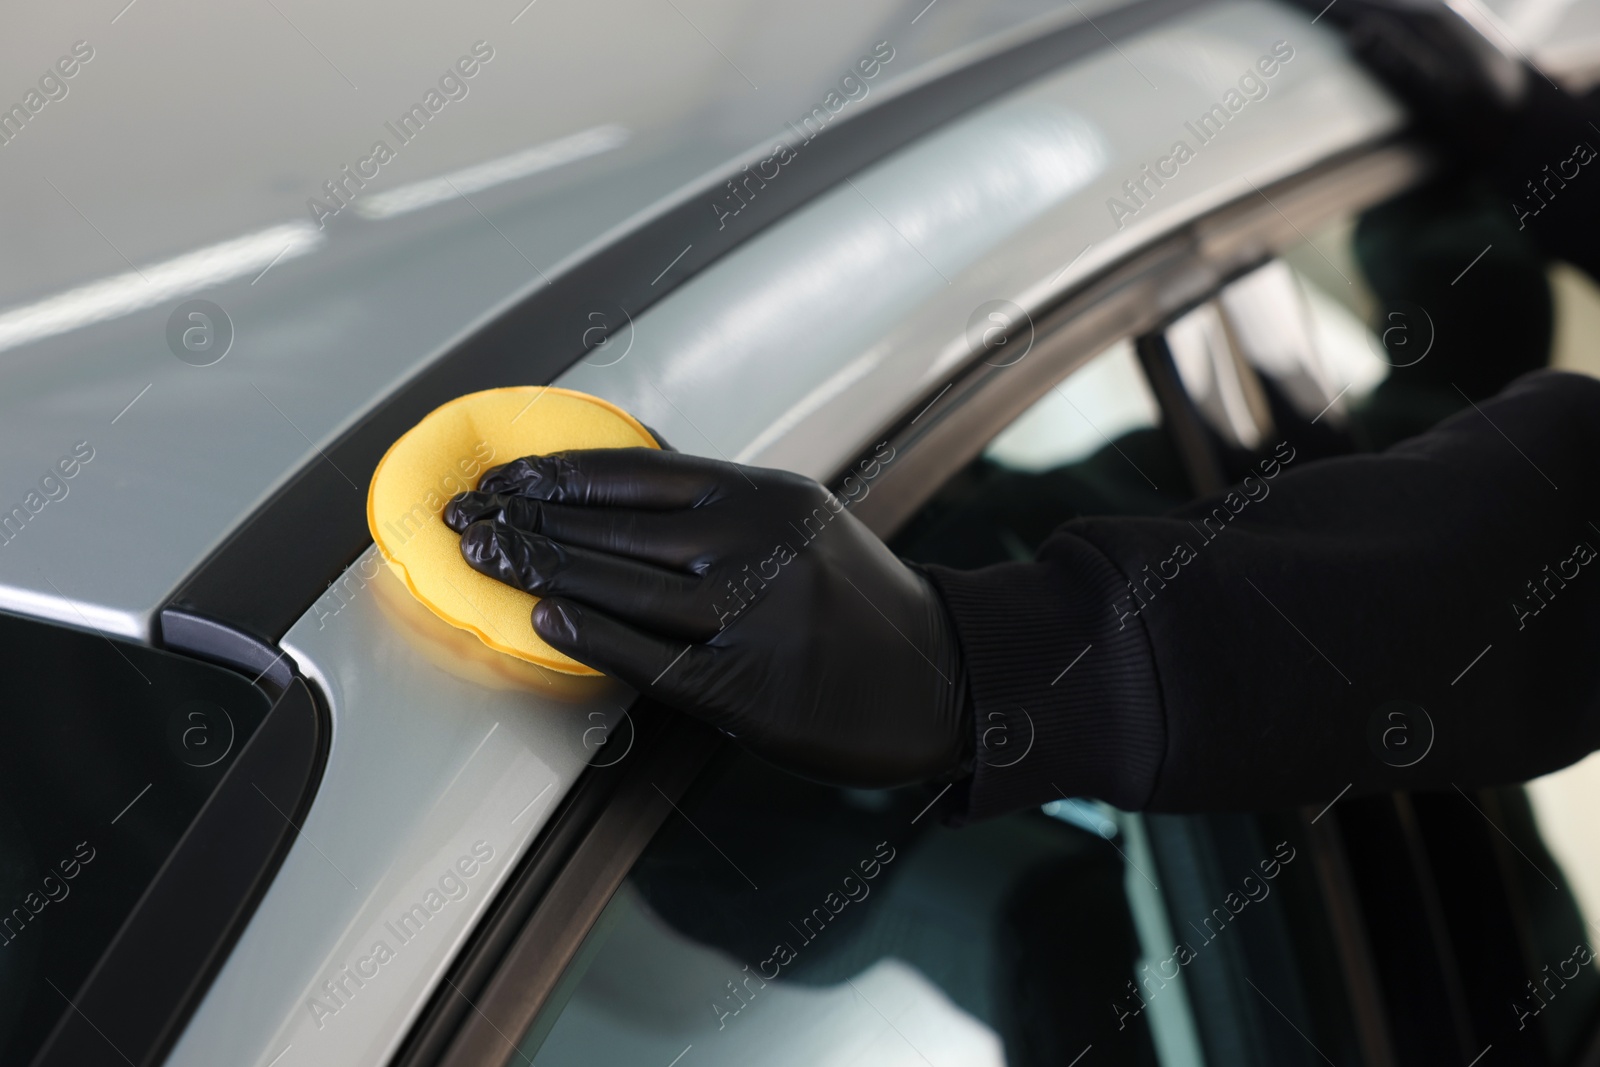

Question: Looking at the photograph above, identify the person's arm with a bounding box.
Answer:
[1306,0,1600,278]
[1484,78,1600,281]
[446,371,1600,818]
[925,370,1600,816]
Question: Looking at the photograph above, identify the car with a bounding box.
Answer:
[5,0,1600,1064]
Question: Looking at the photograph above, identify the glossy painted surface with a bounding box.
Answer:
[164,4,1409,1064]
[0,0,1133,639]
[187,551,633,1067]
[558,0,1399,481]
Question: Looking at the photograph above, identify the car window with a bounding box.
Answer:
[1219,196,1600,1062]
[512,178,1600,1067]
[515,342,1214,1067]
[1165,302,1274,452]
[1531,758,1600,935]
[0,610,272,1065]
[892,341,1189,573]
[982,339,1160,473]
[1272,178,1554,451]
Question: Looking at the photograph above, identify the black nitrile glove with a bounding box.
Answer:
[1306,0,1600,286]
[442,449,972,789]
[1302,0,1595,197]
[1292,0,1528,163]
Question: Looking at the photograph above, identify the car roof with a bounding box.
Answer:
[0,0,1143,640]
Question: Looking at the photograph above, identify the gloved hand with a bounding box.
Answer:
[1304,0,1600,278]
[442,448,972,789]
[1293,0,1529,162]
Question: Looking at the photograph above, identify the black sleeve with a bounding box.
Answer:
[922,370,1600,817]
[1489,79,1600,280]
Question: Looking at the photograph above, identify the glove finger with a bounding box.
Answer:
[443,490,511,532]
[531,596,736,730]
[460,520,720,640]
[445,492,715,569]
[477,449,742,508]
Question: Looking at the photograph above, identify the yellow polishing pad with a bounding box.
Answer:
[367,386,658,674]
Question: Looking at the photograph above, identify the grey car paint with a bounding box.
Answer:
[154,4,1411,1063]
[0,0,1138,640]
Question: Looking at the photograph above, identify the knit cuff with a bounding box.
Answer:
[920,533,1166,821]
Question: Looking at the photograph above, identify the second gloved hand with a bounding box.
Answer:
[442,448,972,788]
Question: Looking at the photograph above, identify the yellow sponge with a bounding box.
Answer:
[367,386,658,674]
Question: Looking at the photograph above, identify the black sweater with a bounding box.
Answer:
[928,371,1600,815]
[925,79,1600,817]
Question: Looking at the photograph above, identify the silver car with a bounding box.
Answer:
[5,1,1600,1064]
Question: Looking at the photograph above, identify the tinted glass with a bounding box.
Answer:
[0,610,271,1065]
[1227,189,1600,1060]
[898,338,1360,1065]
[894,340,1189,571]
[526,752,1200,1066]
[520,343,1211,1065]
[1277,178,1554,449]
